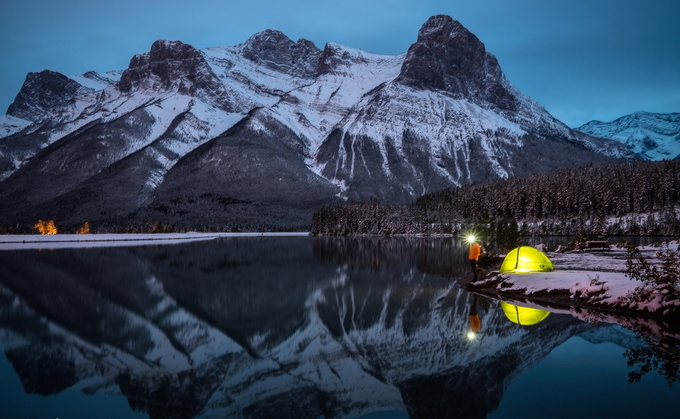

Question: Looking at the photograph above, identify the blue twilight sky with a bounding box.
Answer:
[1,0,678,127]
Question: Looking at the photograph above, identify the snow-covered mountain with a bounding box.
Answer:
[0,15,633,231]
[576,111,680,160]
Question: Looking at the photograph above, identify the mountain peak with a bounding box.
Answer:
[118,39,207,93]
[6,70,90,120]
[241,29,321,78]
[116,39,235,110]
[397,15,516,111]
[416,14,467,38]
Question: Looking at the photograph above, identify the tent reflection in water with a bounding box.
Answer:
[499,246,554,273]
[500,301,551,326]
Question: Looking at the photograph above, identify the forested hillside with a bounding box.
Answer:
[311,160,680,237]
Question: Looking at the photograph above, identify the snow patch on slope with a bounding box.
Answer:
[332,83,525,182]
[266,46,406,151]
[71,70,123,91]
[202,45,311,107]
[0,115,31,137]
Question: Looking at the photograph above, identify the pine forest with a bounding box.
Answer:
[311,160,680,238]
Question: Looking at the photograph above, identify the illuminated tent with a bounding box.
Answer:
[499,246,554,273]
[500,301,551,326]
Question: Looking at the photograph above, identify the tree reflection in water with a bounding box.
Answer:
[624,330,680,386]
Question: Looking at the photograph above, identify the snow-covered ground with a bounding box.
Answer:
[0,232,309,250]
[473,243,680,316]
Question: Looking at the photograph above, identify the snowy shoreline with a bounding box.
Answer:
[0,232,309,250]
[469,244,680,317]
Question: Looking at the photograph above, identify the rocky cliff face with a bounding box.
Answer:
[6,70,92,120]
[118,39,234,110]
[397,15,515,111]
[0,15,633,231]
[241,29,322,78]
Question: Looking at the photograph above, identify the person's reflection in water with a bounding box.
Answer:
[467,293,482,340]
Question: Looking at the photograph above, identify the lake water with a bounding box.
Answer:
[0,236,678,419]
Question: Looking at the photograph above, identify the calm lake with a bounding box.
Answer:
[0,236,678,419]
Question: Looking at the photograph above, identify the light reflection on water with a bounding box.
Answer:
[0,236,678,419]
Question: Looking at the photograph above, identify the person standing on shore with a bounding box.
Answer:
[468,237,481,281]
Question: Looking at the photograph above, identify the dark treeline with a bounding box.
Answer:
[311,160,680,237]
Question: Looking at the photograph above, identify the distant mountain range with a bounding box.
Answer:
[576,112,680,161]
[0,15,633,231]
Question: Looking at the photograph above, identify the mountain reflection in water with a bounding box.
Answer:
[0,236,678,419]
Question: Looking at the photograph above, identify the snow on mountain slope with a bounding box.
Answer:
[265,43,406,152]
[0,114,31,138]
[576,111,680,160]
[70,70,123,90]
[333,82,525,185]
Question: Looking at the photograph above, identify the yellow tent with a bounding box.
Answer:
[500,302,551,326]
[499,246,554,273]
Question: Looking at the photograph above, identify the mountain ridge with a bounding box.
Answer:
[576,111,680,160]
[0,15,633,231]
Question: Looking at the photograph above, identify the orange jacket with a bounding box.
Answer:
[468,243,481,260]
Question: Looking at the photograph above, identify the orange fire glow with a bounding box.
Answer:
[76,222,90,234]
[34,220,58,235]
